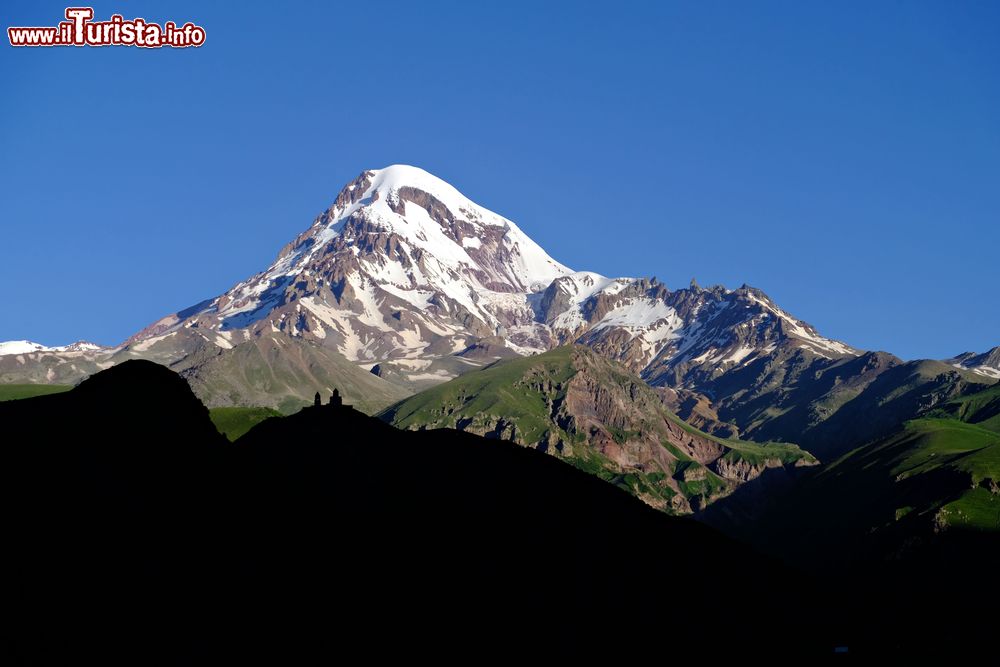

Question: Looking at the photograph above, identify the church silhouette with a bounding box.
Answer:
[314,388,344,408]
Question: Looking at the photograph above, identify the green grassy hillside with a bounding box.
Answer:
[175,333,411,414]
[385,346,578,442]
[925,383,1000,433]
[727,383,1000,568]
[0,384,72,401]
[838,384,1000,533]
[209,406,282,441]
[876,417,1000,530]
[382,345,814,513]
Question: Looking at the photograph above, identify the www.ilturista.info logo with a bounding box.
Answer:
[8,7,205,48]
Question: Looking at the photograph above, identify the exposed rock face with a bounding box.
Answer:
[711,456,782,483]
[383,346,817,514]
[657,387,739,438]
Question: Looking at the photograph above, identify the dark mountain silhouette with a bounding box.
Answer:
[4,360,994,660]
[5,360,828,661]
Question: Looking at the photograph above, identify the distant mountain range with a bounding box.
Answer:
[2,164,997,458]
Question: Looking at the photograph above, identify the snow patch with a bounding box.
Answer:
[130,331,178,352]
[593,299,678,331]
[0,340,49,356]
[721,346,755,365]
[406,370,456,382]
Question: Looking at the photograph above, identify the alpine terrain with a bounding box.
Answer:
[947,346,1000,380]
[2,165,997,453]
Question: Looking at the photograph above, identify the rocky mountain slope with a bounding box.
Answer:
[0,328,212,385]
[665,351,996,460]
[947,346,1000,380]
[381,345,816,513]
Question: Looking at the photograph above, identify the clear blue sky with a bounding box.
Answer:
[1,1,997,359]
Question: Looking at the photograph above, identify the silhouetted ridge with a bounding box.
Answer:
[4,360,231,662]
[6,362,824,661]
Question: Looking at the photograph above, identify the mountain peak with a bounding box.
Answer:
[365,165,485,215]
[333,164,521,234]
[331,164,572,291]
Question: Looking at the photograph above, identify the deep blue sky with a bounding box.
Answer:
[2,1,997,359]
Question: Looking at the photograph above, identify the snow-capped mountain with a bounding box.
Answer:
[130,165,572,363]
[947,347,1000,379]
[122,165,858,389]
[0,341,53,356]
[0,340,105,355]
[0,340,114,384]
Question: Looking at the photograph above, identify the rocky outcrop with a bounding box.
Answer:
[712,456,783,483]
[385,346,817,515]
